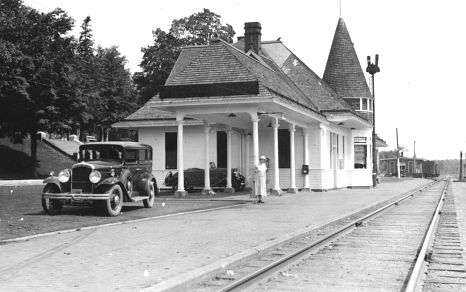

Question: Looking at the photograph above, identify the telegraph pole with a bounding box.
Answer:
[366,54,380,187]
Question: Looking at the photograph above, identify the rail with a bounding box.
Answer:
[217,179,444,292]
[404,179,449,291]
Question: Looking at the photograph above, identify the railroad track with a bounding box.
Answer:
[183,179,465,291]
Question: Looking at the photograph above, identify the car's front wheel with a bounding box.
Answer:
[143,181,156,208]
[42,185,63,215]
[103,185,123,216]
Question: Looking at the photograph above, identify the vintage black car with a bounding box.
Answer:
[42,142,158,216]
[164,168,245,192]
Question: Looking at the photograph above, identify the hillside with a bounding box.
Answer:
[0,137,76,179]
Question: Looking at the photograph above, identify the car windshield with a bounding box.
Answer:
[78,145,123,163]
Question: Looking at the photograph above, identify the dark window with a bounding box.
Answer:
[125,150,137,164]
[362,99,368,110]
[165,132,177,169]
[347,98,360,111]
[278,129,290,168]
[138,149,147,163]
[354,145,367,169]
[217,131,227,168]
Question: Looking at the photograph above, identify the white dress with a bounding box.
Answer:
[255,163,267,197]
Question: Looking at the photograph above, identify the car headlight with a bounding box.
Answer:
[89,170,102,183]
[58,170,70,183]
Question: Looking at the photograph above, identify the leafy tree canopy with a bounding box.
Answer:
[0,1,137,176]
[134,8,235,104]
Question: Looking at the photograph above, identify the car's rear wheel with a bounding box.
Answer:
[233,181,244,192]
[143,181,156,208]
[103,185,123,216]
[42,185,63,215]
[171,178,189,192]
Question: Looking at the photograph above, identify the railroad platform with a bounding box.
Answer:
[0,178,434,291]
[451,182,466,271]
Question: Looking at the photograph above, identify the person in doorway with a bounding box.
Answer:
[255,155,268,203]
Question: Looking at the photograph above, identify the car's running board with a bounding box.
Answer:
[131,196,149,202]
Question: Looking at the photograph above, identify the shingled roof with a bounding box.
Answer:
[323,18,372,99]
[260,41,352,112]
[162,39,319,112]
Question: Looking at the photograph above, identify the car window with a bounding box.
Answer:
[125,150,137,164]
[78,146,123,162]
[138,149,147,164]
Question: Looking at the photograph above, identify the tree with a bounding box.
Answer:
[0,0,78,177]
[93,46,137,141]
[134,8,235,104]
[75,17,137,141]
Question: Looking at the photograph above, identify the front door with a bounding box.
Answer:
[217,131,227,168]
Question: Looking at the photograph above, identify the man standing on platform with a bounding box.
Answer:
[255,156,268,203]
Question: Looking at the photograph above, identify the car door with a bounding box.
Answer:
[136,148,151,192]
[124,148,140,197]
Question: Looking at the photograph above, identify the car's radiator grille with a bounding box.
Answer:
[72,166,93,193]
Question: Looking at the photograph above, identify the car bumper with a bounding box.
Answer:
[42,192,110,201]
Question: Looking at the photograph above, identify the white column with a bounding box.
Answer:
[302,127,310,191]
[252,116,259,166]
[251,116,260,198]
[201,124,213,195]
[225,127,234,193]
[175,116,187,197]
[288,123,297,193]
[271,118,282,196]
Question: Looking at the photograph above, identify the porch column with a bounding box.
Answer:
[288,123,298,193]
[252,116,259,165]
[201,124,214,195]
[245,133,251,187]
[175,116,187,197]
[302,127,310,191]
[271,118,282,196]
[225,127,234,193]
[251,116,259,198]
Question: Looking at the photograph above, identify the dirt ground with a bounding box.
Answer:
[0,185,249,241]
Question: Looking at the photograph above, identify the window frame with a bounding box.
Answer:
[124,149,138,164]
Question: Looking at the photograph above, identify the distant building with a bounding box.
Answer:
[114,18,383,194]
[379,154,438,178]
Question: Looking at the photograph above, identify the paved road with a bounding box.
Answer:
[0,178,432,291]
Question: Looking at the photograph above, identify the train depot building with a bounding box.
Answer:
[114,18,382,196]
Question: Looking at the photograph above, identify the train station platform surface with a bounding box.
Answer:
[0,178,433,292]
[451,182,466,272]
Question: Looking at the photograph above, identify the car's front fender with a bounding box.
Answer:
[42,177,68,193]
[96,177,120,188]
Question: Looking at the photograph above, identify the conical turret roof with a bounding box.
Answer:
[323,18,372,99]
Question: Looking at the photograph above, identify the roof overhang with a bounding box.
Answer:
[159,81,259,98]
[112,119,202,129]
[323,110,372,129]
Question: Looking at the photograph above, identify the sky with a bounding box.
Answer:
[23,0,466,160]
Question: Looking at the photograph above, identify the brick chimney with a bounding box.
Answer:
[244,22,261,54]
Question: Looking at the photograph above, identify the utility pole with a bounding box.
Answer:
[366,54,380,187]
[396,128,400,179]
